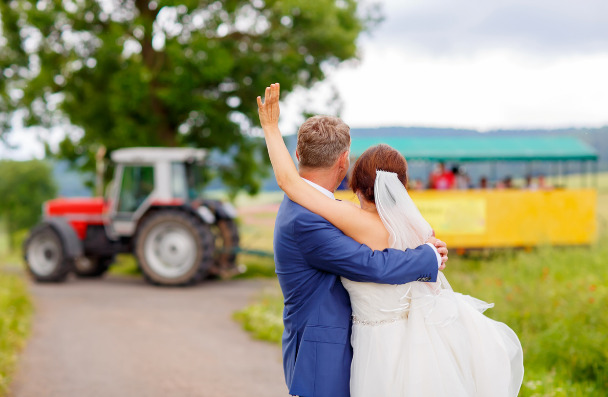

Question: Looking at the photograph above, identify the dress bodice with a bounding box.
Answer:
[341,277,416,323]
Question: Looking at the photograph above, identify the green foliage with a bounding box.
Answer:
[0,0,373,195]
[0,226,23,268]
[233,286,283,344]
[108,254,141,277]
[0,272,33,395]
[0,160,57,247]
[234,255,276,279]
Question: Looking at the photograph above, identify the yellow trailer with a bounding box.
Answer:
[344,136,598,248]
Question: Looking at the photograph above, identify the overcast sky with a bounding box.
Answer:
[3,0,608,158]
[282,0,608,132]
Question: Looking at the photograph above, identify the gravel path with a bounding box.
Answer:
[10,276,288,397]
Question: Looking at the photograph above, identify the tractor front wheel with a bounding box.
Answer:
[24,224,71,282]
[135,210,214,286]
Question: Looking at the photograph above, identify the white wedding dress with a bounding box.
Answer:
[341,171,524,396]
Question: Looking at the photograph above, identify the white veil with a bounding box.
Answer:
[374,170,433,251]
[375,170,452,291]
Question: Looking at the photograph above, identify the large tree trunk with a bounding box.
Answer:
[135,0,174,147]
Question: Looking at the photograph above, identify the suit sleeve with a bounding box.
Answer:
[294,214,438,284]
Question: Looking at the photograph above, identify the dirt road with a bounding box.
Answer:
[10,276,288,397]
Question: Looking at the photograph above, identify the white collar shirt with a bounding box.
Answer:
[302,178,335,200]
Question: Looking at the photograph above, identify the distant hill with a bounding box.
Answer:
[52,125,608,196]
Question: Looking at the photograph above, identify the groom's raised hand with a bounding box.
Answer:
[257,83,281,130]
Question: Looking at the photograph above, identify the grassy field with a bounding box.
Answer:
[234,187,608,396]
[0,273,32,396]
[0,227,32,395]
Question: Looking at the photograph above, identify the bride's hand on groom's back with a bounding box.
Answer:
[257,83,281,130]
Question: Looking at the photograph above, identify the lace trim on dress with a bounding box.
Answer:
[352,314,408,326]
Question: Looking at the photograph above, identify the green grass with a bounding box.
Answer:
[233,284,284,344]
[0,272,33,396]
[0,226,33,396]
[451,241,608,395]
[108,254,141,277]
[233,255,276,279]
[0,226,25,271]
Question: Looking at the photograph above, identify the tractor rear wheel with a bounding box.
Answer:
[24,224,71,282]
[135,210,214,286]
[74,256,113,278]
[208,218,240,278]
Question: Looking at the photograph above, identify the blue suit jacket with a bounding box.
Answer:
[274,196,439,397]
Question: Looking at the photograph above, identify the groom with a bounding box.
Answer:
[274,115,448,397]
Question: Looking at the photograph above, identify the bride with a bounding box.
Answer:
[257,83,524,396]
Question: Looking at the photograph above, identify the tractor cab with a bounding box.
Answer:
[24,147,239,286]
[108,148,210,235]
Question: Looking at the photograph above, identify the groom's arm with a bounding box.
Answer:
[294,215,440,284]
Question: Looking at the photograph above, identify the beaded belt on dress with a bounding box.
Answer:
[351,313,408,326]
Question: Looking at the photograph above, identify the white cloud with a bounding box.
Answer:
[325,45,608,130]
[279,0,608,131]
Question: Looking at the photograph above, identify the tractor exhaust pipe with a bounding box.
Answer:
[95,145,106,197]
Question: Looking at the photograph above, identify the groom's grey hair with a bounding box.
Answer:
[296,115,351,169]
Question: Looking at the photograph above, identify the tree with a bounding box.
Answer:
[0,0,376,194]
[0,160,57,247]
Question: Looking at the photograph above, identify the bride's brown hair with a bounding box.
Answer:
[349,144,408,203]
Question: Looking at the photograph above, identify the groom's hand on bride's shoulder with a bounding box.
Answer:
[426,236,448,271]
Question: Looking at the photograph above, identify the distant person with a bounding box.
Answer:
[411,178,424,190]
[429,162,454,190]
[538,175,551,189]
[258,82,523,397]
[479,176,489,189]
[503,176,513,189]
[452,165,470,189]
[525,174,539,190]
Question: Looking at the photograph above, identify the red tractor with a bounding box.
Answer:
[23,147,240,286]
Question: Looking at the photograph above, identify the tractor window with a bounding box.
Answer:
[171,162,189,201]
[186,163,207,200]
[117,166,155,213]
